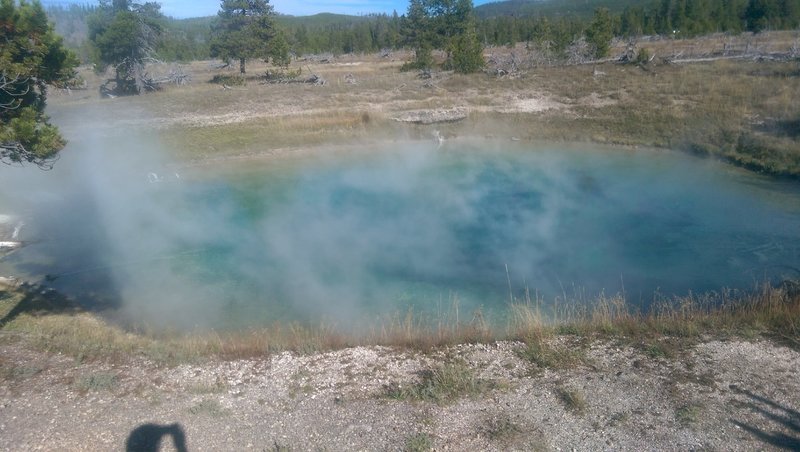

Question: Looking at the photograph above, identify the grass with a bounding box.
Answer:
[187,379,229,394]
[269,442,294,452]
[404,433,434,452]
[0,362,44,382]
[384,359,496,404]
[675,403,704,427]
[49,31,799,177]
[0,279,798,366]
[516,336,588,371]
[188,399,227,417]
[74,371,118,392]
[482,412,523,444]
[556,386,588,415]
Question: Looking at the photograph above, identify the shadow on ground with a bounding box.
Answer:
[0,283,81,329]
[126,423,188,452]
[730,385,800,450]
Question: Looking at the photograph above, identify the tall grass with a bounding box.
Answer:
[1,281,798,365]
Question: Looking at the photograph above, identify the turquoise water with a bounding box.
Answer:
[2,141,799,329]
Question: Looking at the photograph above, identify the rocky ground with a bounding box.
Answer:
[1,337,798,451]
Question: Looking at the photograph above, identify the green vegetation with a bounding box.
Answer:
[585,8,614,58]
[0,362,43,381]
[74,371,118,392]
[88,0,164,95]
[402,0,485,73]
[476,0,800,36]
[675,403,704,426]
[474,0,643,19]
[157,16,213,62]
[404,433,434,452]
[556,387,588,414]
[384,360,496,404]
[1,0,77,168]
[44,0,800,63]
[188,399,227,417]
[516,336,587,371]
[0,271,798,372]
[482,413,523,444]
[43,3,96,62]
[269,442,294,452]
[280,13,400,56]
[210,0,289,74]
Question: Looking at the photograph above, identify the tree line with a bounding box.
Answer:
[46,0,800,65]
[5,0,800,167]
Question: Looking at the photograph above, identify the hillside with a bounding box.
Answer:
[475,0,644,18]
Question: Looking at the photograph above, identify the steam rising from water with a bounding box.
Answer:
[1,132,799,330]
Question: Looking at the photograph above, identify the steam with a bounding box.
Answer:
[1,119,799,331]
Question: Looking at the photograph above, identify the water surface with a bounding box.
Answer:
[1,141,799,329]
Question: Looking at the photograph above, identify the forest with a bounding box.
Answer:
[45,0,800,63]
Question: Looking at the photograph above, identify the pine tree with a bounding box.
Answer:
[445,0,484,73]
[585,7,614,59]
[88,0,163,95]
[403,0,433,69]
[402,0,484,73]
[1,0,77,168]
[210,0,288,74]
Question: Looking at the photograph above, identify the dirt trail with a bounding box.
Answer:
[1,338,798,451]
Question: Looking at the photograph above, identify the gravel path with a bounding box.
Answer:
[1,338,798,451]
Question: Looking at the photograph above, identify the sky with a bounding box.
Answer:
[163,1,496,18]
[44,1,494,18]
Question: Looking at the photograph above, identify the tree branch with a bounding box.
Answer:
[0,142,59,170]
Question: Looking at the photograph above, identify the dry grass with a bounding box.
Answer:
[1,279,798,366]
[556,386,588,415]
[48,31,799,175]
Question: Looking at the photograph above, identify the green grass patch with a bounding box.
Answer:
[209,74,245,86]
[675,403,704,426]
[482,412,523,445]
[0,362,44,382]
[74,371,118,392]
[384,360,496,404]
[404,433,434,452]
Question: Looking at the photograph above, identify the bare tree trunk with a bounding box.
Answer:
[239,58,246,74]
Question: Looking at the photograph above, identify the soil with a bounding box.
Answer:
[1,337,798,451]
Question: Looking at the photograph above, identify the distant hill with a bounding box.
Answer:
[475,0,645,19]
[167,13,373,30]
[276,13,373,27]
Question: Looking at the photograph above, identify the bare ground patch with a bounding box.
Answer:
[0,339,797,450]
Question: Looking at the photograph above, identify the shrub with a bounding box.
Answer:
[210,74,245,86]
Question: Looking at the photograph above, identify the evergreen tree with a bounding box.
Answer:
[403,0,433,69]
[1,0,77,169]
[402,0,484,73]
[88,0,163,95]
[620,6,645,36]
[585,7,614,59]
[210,0,288,74]
[449,25,484,73]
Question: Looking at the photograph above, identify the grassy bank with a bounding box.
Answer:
[158,57,798,176]
[1,280,797,366]
[47,32,800,177]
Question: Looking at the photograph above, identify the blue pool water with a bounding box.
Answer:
[2,141,799,329]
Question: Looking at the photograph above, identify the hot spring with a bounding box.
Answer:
[1,139,799,330]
